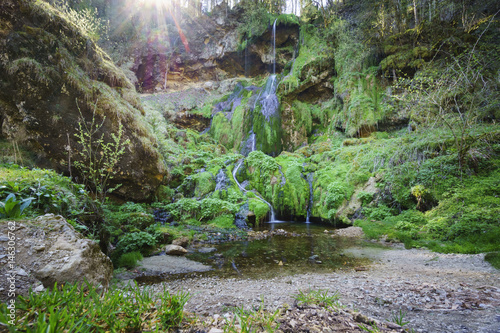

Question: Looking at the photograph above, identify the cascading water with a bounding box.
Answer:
[232,159,276,222]
[272,19,277,75]
[230,20,281,223]
[305,173,314,223]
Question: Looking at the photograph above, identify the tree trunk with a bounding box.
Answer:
[413,0,419,26]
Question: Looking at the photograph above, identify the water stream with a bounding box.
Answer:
[306,173,314,223]
[272,18,277,75]
[232,159,277,222]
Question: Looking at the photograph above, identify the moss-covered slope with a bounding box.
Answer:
[0,0,164,200]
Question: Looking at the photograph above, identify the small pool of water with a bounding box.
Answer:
[185,222,370,279]
[135,222,377,284]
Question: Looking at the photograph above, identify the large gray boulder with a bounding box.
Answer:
[0,214,113,298]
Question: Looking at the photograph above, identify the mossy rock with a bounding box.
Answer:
[127,212,155,230]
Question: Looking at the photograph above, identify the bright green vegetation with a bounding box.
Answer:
[0,282,191,332]
[293,289,343,310]
[0,164,92,227]
[224,301,281,333]
[117,251,143,268]
[485,252,500,269]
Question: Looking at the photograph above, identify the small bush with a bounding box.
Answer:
[357,191,374,205]
[117,251,143,268]
[115,231,157,256]
[364,205,393,220]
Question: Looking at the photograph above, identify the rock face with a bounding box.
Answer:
[0,214,113,300]
[117,3,299,92]
[0,0,164,201]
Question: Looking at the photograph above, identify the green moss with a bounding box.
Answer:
[252,105,282,155]
[193,171,216,198]
[248,198,269,226]
[157,185,175,202]
[207,214,236,229]
[273,153,309,219]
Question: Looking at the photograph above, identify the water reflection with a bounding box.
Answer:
[186,222,368,279]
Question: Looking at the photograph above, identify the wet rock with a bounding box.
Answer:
[165,244,188,255]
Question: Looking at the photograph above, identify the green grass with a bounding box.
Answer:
[0,281,191,332]
[485,252,500,269]
[292,289,343,310]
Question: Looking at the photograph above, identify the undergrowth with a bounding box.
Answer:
[0,281,191,332]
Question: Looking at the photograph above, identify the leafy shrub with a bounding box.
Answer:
[0,167,90,219]
[208,214,235,228]
[115,231,157,256]
[199,198,238,220]
[117,251,143,268]
[325,182,347,209]
[166,198,200,220]
[357,191,374,205]
[119,202,147,213]
[363,205,393,220]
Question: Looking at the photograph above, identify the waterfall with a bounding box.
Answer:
[215,169,228,191]
[305,173,314,223]
[230,20,282,223]
[259,74,279,121]
[244,38,249,77]
[250,132,256,152]
[232,159,277,222]
[272,19,277,75]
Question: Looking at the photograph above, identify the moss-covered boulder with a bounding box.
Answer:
[0,0,164,201]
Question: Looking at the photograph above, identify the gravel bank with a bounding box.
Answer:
[149,243,500,332]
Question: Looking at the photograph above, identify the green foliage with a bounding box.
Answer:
[199,198,239,220]
[0,193,33,219]
[207,214,236,229]
[237,1,273,41]
[117,251,143,269]
[165,197,238,223]
[325,182,348,209]
[52,0,108,42]
[0,281,190,331]
[395,48,498,172]
[114,231,157,256]
[389,309,409,327]
[74,103,130,202]
[293,289,343,309]
[248,197,270,225]
[363,205,394,221]
[357,191,374,205]
[246,151,279,174]
[485,252,500,270]
[224,300,281,333]
[0,165,92,220]
[119,201,147,213]
[273,154,309,218]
